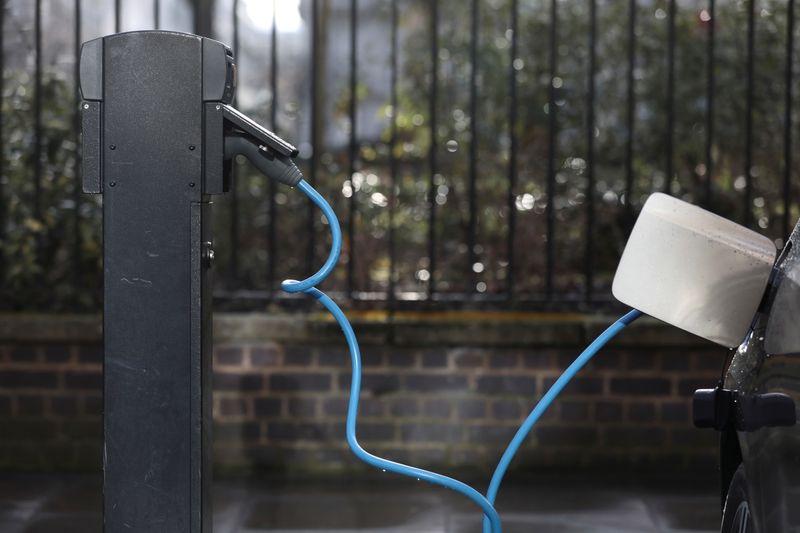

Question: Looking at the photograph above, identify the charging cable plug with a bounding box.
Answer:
[224,133,302,187]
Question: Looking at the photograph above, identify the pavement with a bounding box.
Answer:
[0,473,721,532]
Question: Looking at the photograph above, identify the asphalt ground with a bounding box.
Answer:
[0,473,720,532]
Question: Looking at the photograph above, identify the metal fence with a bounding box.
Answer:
[1,0,798,312]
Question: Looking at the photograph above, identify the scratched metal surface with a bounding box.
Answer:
[100,31,205,532]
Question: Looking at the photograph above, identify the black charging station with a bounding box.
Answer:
[80,30,299,532]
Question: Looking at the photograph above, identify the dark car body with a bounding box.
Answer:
[721,221,800,532]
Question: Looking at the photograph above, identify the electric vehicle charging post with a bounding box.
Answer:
[80,31,301,532]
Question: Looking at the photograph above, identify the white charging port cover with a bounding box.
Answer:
[612,193,776,348]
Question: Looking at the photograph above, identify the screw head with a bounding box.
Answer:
[215,105,221,110]
[109,144,116,150]
[189,145,196,151]
[202,241,215,266]
[189,182,196,188]
[83,103,89,109]
[109,181,116,187]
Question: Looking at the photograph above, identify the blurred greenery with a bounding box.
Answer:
[1,68,102,311]
[2,0,799,311]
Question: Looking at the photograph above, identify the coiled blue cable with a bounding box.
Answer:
[481,308,643,533]
[282,180,503,533]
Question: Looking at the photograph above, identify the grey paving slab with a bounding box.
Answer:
[0,473,720,532]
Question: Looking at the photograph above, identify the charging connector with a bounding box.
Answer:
[224,133,302,187]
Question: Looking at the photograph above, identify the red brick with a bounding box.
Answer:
[422,399,451,418]
[476,375,536,395]
[283,346,313,366]
[456,399,486,419]
[51,396,79,416]
[219,398,248,416]
[16,395,44,416]
[661,401,689,423]
[467,425,513,444]
[251,346,280,367]
[522,352,551,368]
[322,397,348,417]
[628,402,656,422]
[43,344,72,363]
[216,347,243,366]
[288,397,317,416]
[386,349,417,368]
[77,344,103,364]
[491,399,521,420]
[83,395,103,415]
[215,373,264,392]
[267,422,326,441]
[561,401,589,421]
[215,421,261,442]
[421,350,447,368]
[596,401,623,422]
[605,427,666,447]
[610,378,670,396]
[269,373,329,392]
[401,423,462,443]
[405,374,467,392]
[0,370,58,389]
[10,345,37,362]
[489,351,519,369]
[64,371,102,390]
[452,349,485,368]
[390,398,419,417]
[253,397,282,417]
[0,396,10,415]
[538,426,598,447]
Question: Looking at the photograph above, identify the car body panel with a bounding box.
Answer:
[724,222,800,532]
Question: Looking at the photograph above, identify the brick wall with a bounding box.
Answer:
[0,312,724,475]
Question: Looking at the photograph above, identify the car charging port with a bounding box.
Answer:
[693,384,796,432]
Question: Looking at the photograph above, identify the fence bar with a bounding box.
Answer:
[229,0,240,281]
[154,0,160,29]
[744,0,755,227]
[388,0,398,309]
[267,1,278,293]
[664,0,676,194]
[545,0,558,298]
[347,0,358,295]
[115,0,121,33]
[705,0,715,207]
[307,0,319,277]
[73,0,83,286]
[193,0,212,36]
[467,0,479,290]
[624,0,636,228]
[585,0,596,302]
[427,0,439,297]
[783,0,795,238]
[506,0,519,298]
[34,0,42,221]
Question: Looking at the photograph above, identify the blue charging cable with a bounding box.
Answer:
[286,179,643,533]
[481,308,643,533]
[282,180,503,533]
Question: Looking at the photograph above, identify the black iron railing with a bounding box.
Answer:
[1,0,798,312]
